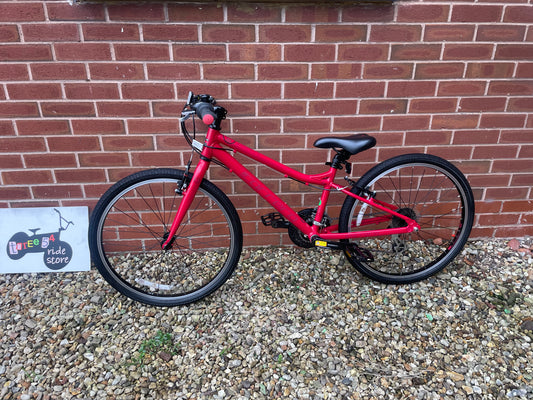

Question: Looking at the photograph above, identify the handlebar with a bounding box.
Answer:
[184,91,226,129]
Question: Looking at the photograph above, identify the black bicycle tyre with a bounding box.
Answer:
[339,154,475,284]
[89,168,243,306]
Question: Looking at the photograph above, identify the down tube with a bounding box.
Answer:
[213,149,312,234]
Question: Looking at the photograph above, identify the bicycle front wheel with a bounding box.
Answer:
[89,168,243,306]
[339,154,474,284]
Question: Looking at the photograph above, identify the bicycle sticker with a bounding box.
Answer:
[0,207,90,274]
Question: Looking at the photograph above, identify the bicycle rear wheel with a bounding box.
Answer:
[339,154,474,284]
[89,168,243,306]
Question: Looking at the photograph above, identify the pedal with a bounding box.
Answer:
[261,213,290,229]
[346,244,374,262]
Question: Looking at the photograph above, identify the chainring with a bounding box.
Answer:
[288,208,330,248]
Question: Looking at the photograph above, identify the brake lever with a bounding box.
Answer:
[180,110,196,122]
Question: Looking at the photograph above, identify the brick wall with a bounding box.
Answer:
[0,0,532,242]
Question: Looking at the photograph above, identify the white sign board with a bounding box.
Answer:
[0,207,90,274]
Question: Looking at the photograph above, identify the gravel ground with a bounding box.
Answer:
[0,238,532,400]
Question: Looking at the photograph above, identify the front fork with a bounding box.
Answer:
[161,158,210,250]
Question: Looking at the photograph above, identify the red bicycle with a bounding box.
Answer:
[89,92,474,306]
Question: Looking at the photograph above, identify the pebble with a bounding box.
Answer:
[0,239,531,399]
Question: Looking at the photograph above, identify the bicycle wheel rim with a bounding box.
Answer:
[94,176,240,304]
[343,158,473,282]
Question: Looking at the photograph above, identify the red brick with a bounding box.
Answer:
[97,102,150,118]
[203,25,255,42]
[259,101,306,116]
[494,226,533,238]
[410,98,457,114]
[0,3,45,22]
[338,44,388,61]
[122,83,174,100]
[501,200,533,213]
[453,130,499,145]
[286,5,338,23]
[477,25,526,42]
[480,114,526,129]
[41,102,96,117]
[443,44,494,60]
[333,116,381,132]
[131,151,182,167]
[0,64,29,81]
[316,25,366,42]
[258,134,305,149]
[16,120,70,135]
[72,119,125,135]
[83,23,140,41]
[0,137,46,153]
[55,169,106,184]
[405,131,452,146]
[232,83,281,99]
[168,3,224,22]
[107,3,164,21]
[500,130,533,144]
[473,145,518,159]
[492,159,533,173]
[147,63,200,80]
[31,63,87,80]
[387,81,436,98]
[89,63,144,80]
[360,99,407,115]
[227,4,281,22]
[7,83,61,100]
[0,25,19,42]
[382,115,430,131]
[228,44,281,62]
[47,3,105,21]
[285,44,335,62]
[0,44,52,61]
[432,115,479,130]
[343,4,395,22]
[370,25,421,43]
[78,153,130,167]
[127,119,179,134]
[0,102,39,118]
[284,118,331,133]
[363,63,413,80]
[488,80,533,96]
[336,82,385,98]
[64,83,120,100]
[508,98,533,112]
[24,153,76,169]
[438,81,486,96]
[258,64,308,81]
[115,44,169,61]
[143,24,198,42]
[22,23,79,42]
[31,185,83,199]
[233,118,281,133]
[460,97,506,113]
[310,100,357,116]
[311,63,362,80]
[495,44,533,60]
[396,4,449,22]
[47,136,100,152]
[173,44,226,61]
[0,121,14,136]
[451,5,502,22]
[259,25,311,42]
[55,43,111,61]
[0,155,23,169]
[424,25,475,42]
[101,136,153,151]
[284,82,333,99]
[466,62,514,79]
[2,170,53,185]
[203,64,254,80]
[504,6,533,23]
[516,63,533,78]
[478,214,519,227]
[415,63,464,79]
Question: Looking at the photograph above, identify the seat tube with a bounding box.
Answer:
[312,167,336,236]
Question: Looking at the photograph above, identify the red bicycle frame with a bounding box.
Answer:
[162,127,420,249]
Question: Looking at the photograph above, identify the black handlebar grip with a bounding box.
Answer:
[193,102,217,125]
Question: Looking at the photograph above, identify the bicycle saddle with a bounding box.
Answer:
[313,134,376,155]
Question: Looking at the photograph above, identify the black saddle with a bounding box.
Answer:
[313,134,376,155]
